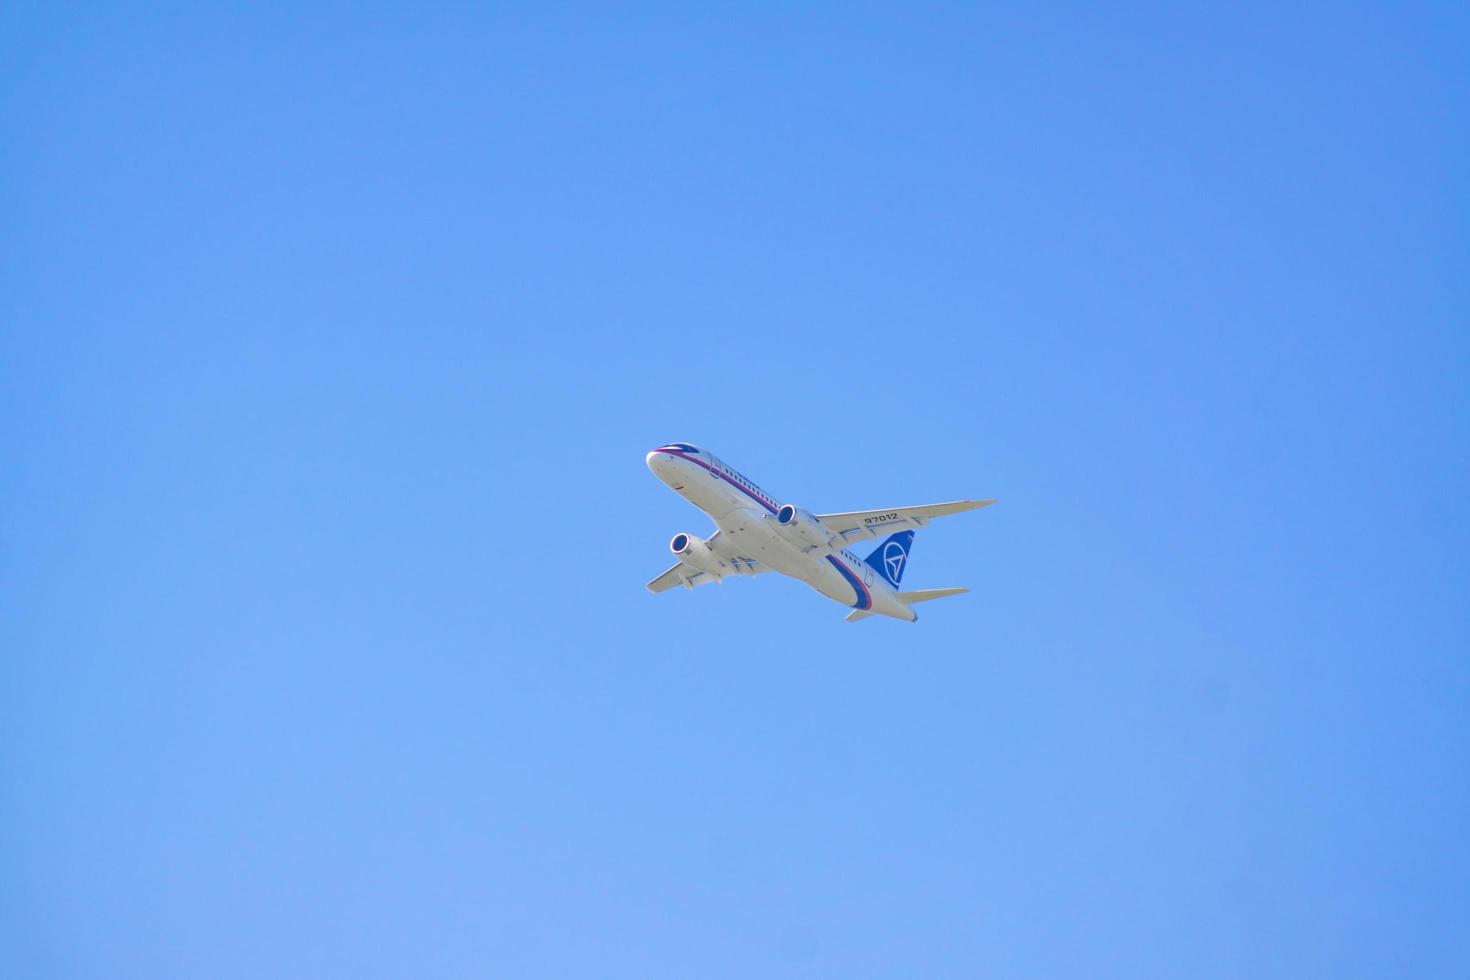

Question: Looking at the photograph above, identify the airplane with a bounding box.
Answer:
[645,442,994,622]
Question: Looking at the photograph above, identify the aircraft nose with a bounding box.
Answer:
[646,449,673,475]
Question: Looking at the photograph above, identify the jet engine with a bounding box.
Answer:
[670,532,726,577]
[774,504,836,552]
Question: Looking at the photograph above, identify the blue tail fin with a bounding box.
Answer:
[864,530,915,588]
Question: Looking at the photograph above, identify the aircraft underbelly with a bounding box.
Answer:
[693,473,877,610]
[715,510,802,573]
[715,512,864,606]
[809,559,862,605]
[681,481,733,518]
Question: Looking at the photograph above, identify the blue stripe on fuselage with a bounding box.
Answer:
[653,449,777,514]
[826,555,872,610]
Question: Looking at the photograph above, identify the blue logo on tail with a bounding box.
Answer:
[882,541,906,582]
[865,530,915,587]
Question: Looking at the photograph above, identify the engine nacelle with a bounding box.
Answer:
[774,504,835,552]
[670,532,726,577]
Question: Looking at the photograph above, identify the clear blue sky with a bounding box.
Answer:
[3,4,1467,977]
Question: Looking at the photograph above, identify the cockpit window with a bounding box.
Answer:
[660,443,699,453]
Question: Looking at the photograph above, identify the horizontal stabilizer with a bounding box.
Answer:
[845,609,875,623]
[895,587,969,605]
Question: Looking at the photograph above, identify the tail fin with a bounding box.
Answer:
[864,530,915,588]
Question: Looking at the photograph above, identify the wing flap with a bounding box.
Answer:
[646,563,712,592]
[647,530,768,593]
[817,499,995,539]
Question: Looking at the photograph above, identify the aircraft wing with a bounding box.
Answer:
[816,499,996,542]
[646,532,768,592]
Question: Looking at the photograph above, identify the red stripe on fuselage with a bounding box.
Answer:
[650,449,777,514]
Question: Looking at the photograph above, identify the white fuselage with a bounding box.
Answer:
[646,446,917,621]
